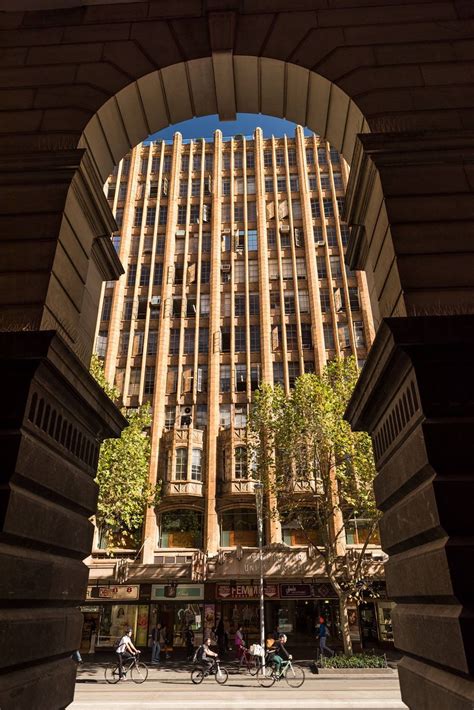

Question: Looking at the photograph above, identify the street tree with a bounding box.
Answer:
[90,354,159,550]
[248,357,380,654]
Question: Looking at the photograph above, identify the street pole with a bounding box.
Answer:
[254,482,265,667]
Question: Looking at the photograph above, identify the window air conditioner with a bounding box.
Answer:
[150,296,161,306]
[181,406,193,416]
[222,228,231,234]
[280,224,290,233]
[316,240,325,247]
[175,229,186,237]
[221,263,231,272]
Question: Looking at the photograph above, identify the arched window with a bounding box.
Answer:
[234,446,247,479]
[220,509,258,547]
[175,448,188,480]
[191,448,202,481]
[159,510,203,548]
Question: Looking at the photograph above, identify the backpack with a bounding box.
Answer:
[193,644,205,663]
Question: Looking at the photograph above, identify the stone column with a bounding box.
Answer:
[345,131,474,710]
[0,148,126,709]
[346,316,474,710]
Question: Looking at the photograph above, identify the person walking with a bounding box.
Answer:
[184,624,195,659]
[317,616,335,657]
[116,627,139,680]
[234,625,245,666]
[150,623,161,665]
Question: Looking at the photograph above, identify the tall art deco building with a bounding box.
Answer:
[83,127,390,654]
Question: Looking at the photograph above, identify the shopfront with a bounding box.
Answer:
[212,582,339,647]
[150,584,205,651]
[83,584,150,649]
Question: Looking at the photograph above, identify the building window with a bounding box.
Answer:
[267,227,276,248]
[196,404,208,430]
[159,205,168,224]
[339,323,351,349]
[144,366,155,395]
[156,236,165,255]
[277,176,286,192]
[222,178,231,196]
[246,151,255,169]
[159,510,202,548]
[284,292,296,315]
[221,327,231,352]
[150,156,160,173]
[134,207,143,227]
[140,265,150,286]
[177,205,187,224]
[288,361,300,388]
[320,288,331,312]
[220,364,231,392]
[264,150,272,167]
[200,294,210,316]
[220,404,231,428]
[247,202,257,222]
[289,174,299,192]
[311,199,320,218]
[153,262,163,285]
[333,172,343,189]
[273,362,284,385]
[317,259,327,279]
[323,323,335,350]
[101,296,112,321]
[147,331,157,354]
[234,447,248,479]
[235,363,247,392]
[298,291,310,313]
[220,509,257,547]
[235,404,247,428]
[119,331,130,355]
[223,153,231,170]
[301,323,312,349]
[234,294,245,316]
[246,229,258,251]
[326,226,338,247]
[317,147,327,165]
[323,198,334,217]
[184,328,195,354]
[234,204,244,222]
[336,197,345,216]
[349,287,360,311]
[112,235,121,253]
[249,293,259,315]
[234,151,243,168]
[201,261,210,284]
[191,448,202,481]
[340,224,350,246]
[308,176,318,191]
[95,331,108,358]
[264,176,273,193]
[221,203,231,222]
[320,174,331,190]
[275,149,284,166]
[354,321,366,348]
[198,328,208,353]
[165,406,175,431]
[169,328,180,355]
[329,255,342,278]
[179,180,188,197]
[123,298,133,320]
[163,154,172,173]
[306,147,314,165]
[175,448,188,481]
[235,326,246,352]
[288,148,297,166]
[128,368,140,396]
[286,324,298,350]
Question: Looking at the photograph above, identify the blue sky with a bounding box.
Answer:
[148,114,313,142]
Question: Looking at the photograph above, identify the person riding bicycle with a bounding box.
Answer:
[196,637,218,675]
[271,633,292,677]
[116,627,139,680]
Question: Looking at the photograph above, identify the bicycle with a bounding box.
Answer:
[257,656,305,688]
[238,646,261,675]
[105,652,149,684]
[191,657,229,685]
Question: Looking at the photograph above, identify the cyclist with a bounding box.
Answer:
[195,637,218,676]
[271,633,292,677]
[116,627,139,680]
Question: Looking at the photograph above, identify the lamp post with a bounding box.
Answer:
[254,481,265,664]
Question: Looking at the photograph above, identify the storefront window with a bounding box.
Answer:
[150,601,204,649]
[377,602,394,642]
[98,604,138,647]
[159,510,203,548]
[345,518,380,545]
[220,508,258,546]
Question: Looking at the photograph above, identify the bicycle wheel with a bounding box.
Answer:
[191,668,204,684]
[285,664,305,688]
[215,665,228,685]
[257,664,275,687]
[248,656,260,676]
[131,661,149,684]
[104,664,120,684]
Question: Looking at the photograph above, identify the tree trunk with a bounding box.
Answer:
[339,594,353,656]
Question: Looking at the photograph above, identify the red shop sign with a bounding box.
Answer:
[216,583,278,600]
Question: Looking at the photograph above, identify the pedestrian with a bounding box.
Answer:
[234,625,245,665]
[216,618,226,657]
[116,627,139,680]
[184,624,195,659]
[150,623,161,665]
[317,616,335,657]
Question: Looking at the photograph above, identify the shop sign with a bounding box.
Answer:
[216,583,279,600]
[80,606,100,613]
[151,584,204,600]
[280,583,337,599]
[86,585,139,601]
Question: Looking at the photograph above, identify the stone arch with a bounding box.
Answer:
[1,3,474,710]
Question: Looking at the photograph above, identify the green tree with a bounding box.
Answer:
[90,355,159,550]
[248,357,380,655]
